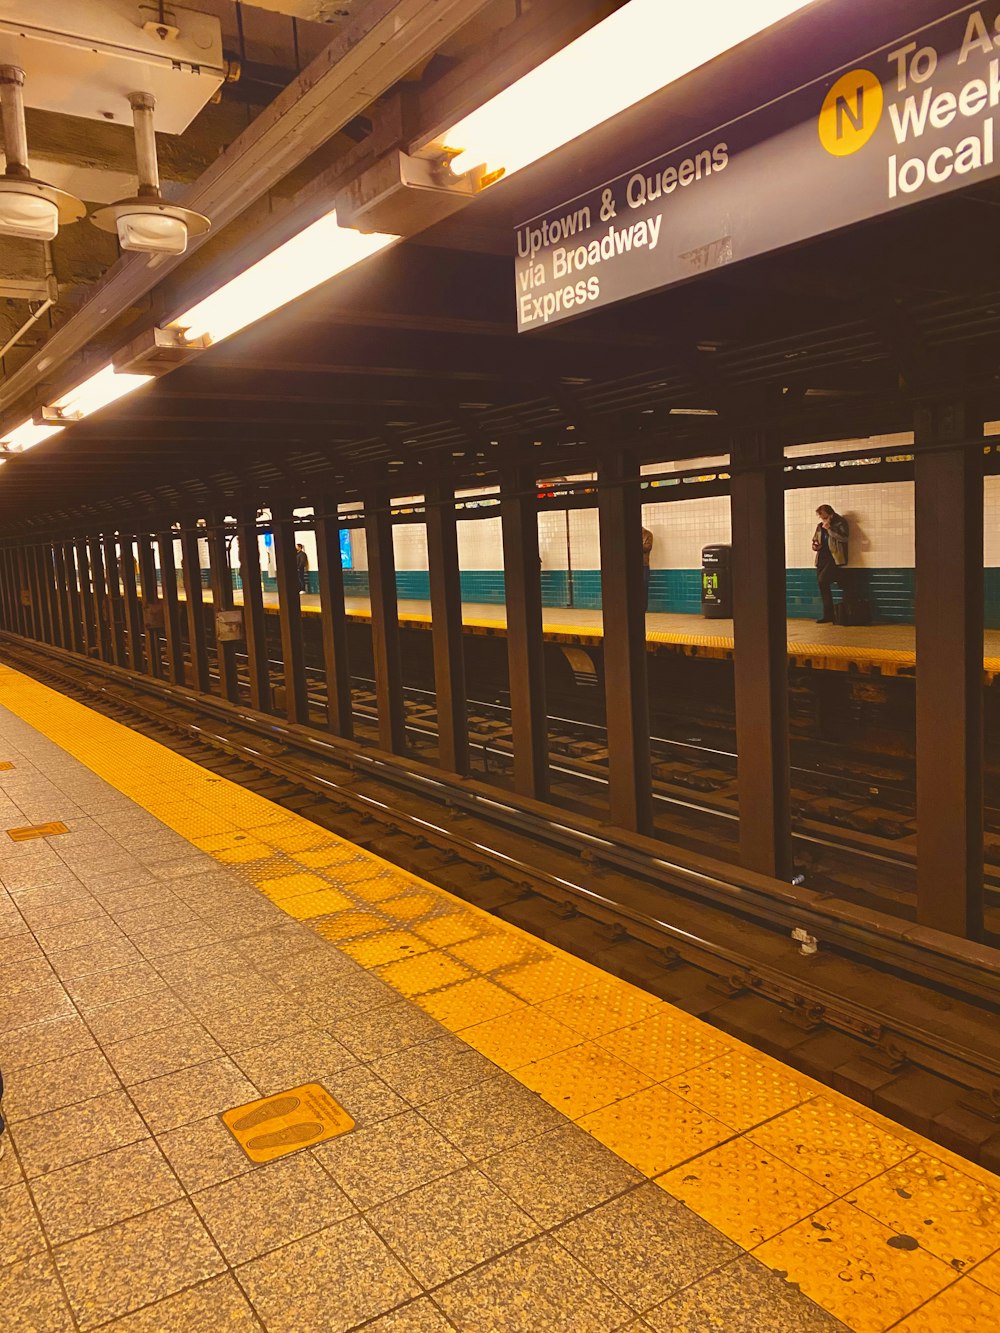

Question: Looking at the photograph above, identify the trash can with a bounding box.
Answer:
[701,544,732,618]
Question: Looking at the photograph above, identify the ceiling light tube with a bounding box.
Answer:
[47,364,154,422]
[169,210,398,347]
[439,0,814,182]
[0,418,64,451]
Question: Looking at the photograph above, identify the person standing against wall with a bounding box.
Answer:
[296,542,310,594]
[642,526,654,611]
[812,503,849,623]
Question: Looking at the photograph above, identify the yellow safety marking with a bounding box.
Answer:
[756,1198,956,1333]
[577,1083,733,1177]
[6,820,68,841]
[0,760,14,770]
[657,1135,837,1249]
[2,661,999,1333]
[894,1279,1000,1331]
[221,1083,354,1163]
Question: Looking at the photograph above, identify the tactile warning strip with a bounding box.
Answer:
[2,662,999,1333]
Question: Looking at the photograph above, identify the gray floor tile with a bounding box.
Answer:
[324,1064,408,1128]
[644,1254,851,1332]
[480,1125,643,1228]
[30,1139,182,1245]
[328,999,444,1062]
[156,1113,257,1193]
[4,1046,120,1123]
[235,1217,419,1333]
[373,1035,498,1106]
[0,1182,47,1266]
[421,1073,566,1161]
[231,1029,357,1093]
[9,1090,148,1178]
[434,1234,632,1332]
[0,1253,77,1333]
[362,1298,457,1331]
[63,961,168,1012]
[127,1057,259,1133]
[0,983,75,1036]
[97,1274,260,1332]
[54,1198,225,1330]
[0,1013,96,1077]
[314,1109,467,1210]
[84,989,195,1047]
[47,936,144,981]
[194,1151,354,1264]
[30,915,121,955]
[105,1021,223,1085]
[554,1183,743,1312]
[368,1166,540,1287]
[0,954,57,997]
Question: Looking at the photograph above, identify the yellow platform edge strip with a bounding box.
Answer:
[1,663,998,1331]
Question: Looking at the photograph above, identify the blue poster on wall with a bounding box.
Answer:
[339,529,353,570]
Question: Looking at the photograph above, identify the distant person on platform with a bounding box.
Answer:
[642,526,653,611]
[812,504,849,624]
[296,543,309,594]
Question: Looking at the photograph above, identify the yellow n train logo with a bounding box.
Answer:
[819,69,884,156]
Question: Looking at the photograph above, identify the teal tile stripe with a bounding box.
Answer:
[163,567,1000,629]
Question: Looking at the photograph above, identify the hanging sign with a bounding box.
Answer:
[515,3,1000,330]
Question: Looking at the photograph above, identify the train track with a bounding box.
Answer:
[4,631,1000,1168]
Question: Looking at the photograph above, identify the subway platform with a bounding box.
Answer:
[1,666,999,1332]
[189,589,1000,679]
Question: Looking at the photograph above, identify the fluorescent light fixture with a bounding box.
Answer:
[441,0,813,180]
[669,407,718,416]
[0,418,64,451]
[170,211,397,346]
[49,365,154,421]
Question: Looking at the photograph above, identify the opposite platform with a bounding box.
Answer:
[180,589,1000,679]
[0,665,999,1331]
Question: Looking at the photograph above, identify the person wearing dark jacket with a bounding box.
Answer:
[295,543,309,594]
[812,504,849,624]
[642,526,653,611]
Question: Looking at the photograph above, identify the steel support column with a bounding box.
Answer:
[75,540,97,658]
[364,488,406,754]
[64,542,84,654]
[157,530,185,686]
[13,547,32,637]
[180,524,211,694]
[102,535,127,667]
[314,495,352,738]
[598,450,652,834]
[50,543,70,649]
[28,546,50,643]
[500,467,548,800]
[0,549,15,632]
[272,505,309,725]
[88,536,112,661]
[120,537,144,672]
[207,514,240,704]
[731,431,792,880]
[236,509,272,714]
[137,535,163,678]
[425,480,468,775]
[915,399,984,939]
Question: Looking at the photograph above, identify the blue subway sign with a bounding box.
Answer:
[515,3,1000,330]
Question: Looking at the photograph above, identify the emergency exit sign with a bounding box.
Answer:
[515,2,1000,330]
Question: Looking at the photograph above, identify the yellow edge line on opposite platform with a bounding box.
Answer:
[1,663,998,1332]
